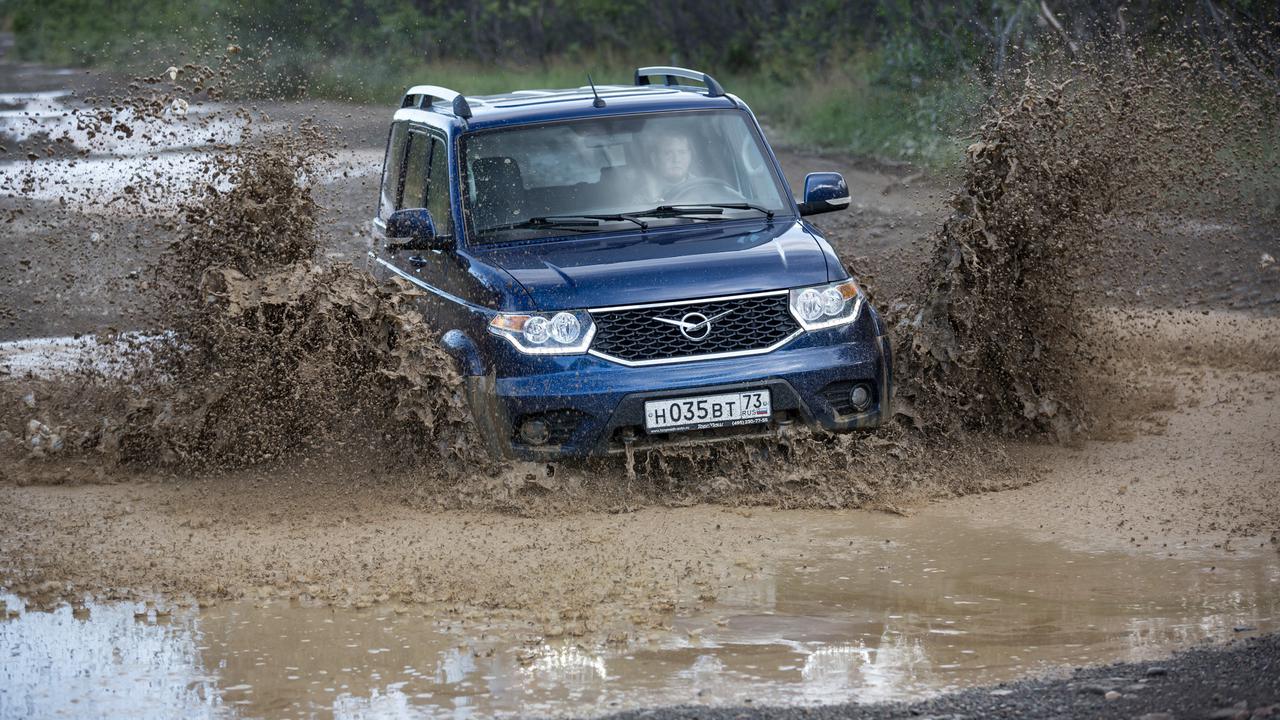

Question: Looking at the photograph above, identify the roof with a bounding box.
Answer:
[393,67,743,131]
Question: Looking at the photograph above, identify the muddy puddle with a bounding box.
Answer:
[4,513,1276,719]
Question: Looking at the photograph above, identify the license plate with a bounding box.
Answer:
[643,390,772,434]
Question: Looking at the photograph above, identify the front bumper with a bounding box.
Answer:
[469,318,893,460]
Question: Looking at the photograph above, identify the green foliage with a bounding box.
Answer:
[5,0,213,66]
[2,0,1274,167]
[734,51,978,167]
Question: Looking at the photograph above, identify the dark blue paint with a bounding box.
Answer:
[475,219,831,309]
[440,329,488,376]
[798,172,851,216]
[385,207,439,246]
[803,172,848,204]
[370,78,892,459]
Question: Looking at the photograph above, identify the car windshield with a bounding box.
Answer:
[463,110,791,243]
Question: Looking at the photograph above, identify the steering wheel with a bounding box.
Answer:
[664,177,746,203]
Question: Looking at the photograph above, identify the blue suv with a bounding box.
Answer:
[370,66,892,459]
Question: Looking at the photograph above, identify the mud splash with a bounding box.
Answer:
[117,136,469,471]
[114,142,492,477]
[0,57,493,480]
[886,39,1279,438]
[2,31,1277,509]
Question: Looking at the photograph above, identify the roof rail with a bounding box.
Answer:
[634,66,725,98]
[401,84,473,119]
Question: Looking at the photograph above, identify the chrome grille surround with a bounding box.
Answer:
[588,290,803,367]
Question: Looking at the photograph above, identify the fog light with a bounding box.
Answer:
[849,384,872,411]
[519,418,550,445]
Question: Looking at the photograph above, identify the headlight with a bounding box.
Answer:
[789,279,863,330]
[489,310,595,354]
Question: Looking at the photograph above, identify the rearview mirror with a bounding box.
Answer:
[797,172,850,217]
[385,208,447,251]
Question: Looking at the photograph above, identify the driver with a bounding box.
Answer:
[642,132,695,202]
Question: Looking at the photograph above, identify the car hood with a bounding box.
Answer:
[474,220,835,310]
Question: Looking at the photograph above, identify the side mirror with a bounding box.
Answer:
[386,208,447,251]
[797,172,850,217]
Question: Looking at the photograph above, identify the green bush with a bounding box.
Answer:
[3,0,1271,169]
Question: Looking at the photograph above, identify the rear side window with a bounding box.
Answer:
[378,122,409,221]
[400,131,431,210]
[398,130,453,236]
[426,136,453,236]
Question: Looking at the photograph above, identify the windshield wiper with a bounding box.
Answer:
[571,213,649,229]
[480,213,648,234]
[695,202,776,219]
[622,203,775,221]
[479,216,600,234]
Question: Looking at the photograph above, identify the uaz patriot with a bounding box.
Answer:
[370,66,892,459]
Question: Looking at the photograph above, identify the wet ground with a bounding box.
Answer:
[4,512,1276,719]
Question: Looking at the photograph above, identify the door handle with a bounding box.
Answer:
[408,255,428,268]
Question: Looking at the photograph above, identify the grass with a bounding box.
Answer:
[8,24,976,171]
[730,56,980,168]
[301,52,977,170]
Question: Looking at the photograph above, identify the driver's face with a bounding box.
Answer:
[653,136,692,184]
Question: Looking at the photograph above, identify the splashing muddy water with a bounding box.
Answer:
[2,513,1276,719]
[888,43,1280,438]
[2,37,1276,491]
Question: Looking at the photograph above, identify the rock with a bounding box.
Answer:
[1145,667,1168,677]
[1106,691,1122,701]
[1232,625,1256,632]
[21,392,35,409]
[26,418,46,441]
[1136,714,1173,720]
[1079,684,1114,695]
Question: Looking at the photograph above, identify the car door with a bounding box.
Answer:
[374,126,461,320]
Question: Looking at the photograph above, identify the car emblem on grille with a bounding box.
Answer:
[653,309,732,341]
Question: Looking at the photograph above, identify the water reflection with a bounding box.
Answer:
[2,514,1277,719]
[0,596,227,719]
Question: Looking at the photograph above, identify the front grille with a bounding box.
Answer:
[590,292,800,364]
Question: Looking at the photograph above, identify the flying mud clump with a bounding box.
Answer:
[888,78,1107,439]
[0,114,491,476]
[888,39,1279,439]
[116,132,492,472]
